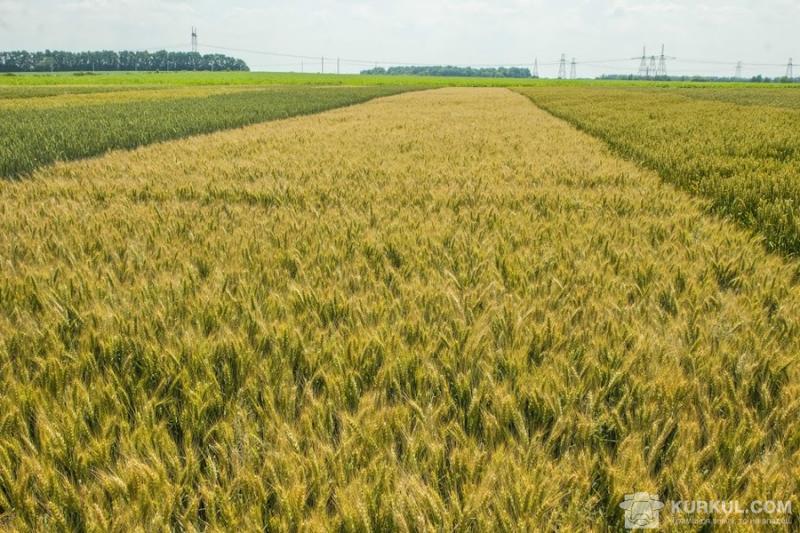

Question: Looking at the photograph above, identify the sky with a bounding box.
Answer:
[0,0,797,78]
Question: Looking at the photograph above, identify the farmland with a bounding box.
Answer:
[1,78,800,530]
[518,86,800,256]
[0,85,414,178]
[0,85,165,100]
[6,70,799,88]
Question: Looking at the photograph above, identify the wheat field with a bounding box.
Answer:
[0,85,411,178]
[518,86,800,257]
[1,88,799,530]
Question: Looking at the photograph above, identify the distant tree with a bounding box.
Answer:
[0,50,249,72]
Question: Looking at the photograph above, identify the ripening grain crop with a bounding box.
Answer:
[0,85,413,178]
[517,86,800,256]
[0,88,799,530]
[0,84,160,100]
[674,86,800,109]
[0,86,260,110]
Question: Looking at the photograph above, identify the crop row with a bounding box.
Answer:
[0,84,158,99]
[0,86,262,111]
[675,87,800,109]
[0,86,414,178]
[518,87,800,256]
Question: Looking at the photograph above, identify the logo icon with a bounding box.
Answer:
[620,492,664,529]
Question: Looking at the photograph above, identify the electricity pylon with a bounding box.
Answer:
[656,45,674,77]
[557,54,567,79]
[648,54,657,77]
[637,46,648,78]
[570,57,577,79]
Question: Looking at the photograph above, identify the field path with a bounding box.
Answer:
[0,88,798,530]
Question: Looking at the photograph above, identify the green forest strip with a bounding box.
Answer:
[517,87,800,257]
[0,50,248,73]
[0,86,415,178]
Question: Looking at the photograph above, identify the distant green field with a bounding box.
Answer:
[4,71,800,89]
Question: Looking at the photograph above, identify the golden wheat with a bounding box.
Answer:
[0,88,798,530]
[518,86,800,256]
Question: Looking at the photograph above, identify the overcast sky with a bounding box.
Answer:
[1,0,797,77]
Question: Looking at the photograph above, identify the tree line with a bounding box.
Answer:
[361,66,533,78]
[0,50,249,72]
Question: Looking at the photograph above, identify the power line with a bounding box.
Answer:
[199,42,624,69]
[192,41,796,78]
[116,40,800,73]
[248,62,306,69]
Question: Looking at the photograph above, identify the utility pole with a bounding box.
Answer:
[191,27,198,71]
[787,58,794,80]
[532,57,539,78]
[735,61,742,80]
[570,57,577,79]
[321,56,324,74]
[337,57,340,75]
[557,54,567,79]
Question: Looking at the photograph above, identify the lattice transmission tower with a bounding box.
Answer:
[655,45,674,77]
[636,46,648,78]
